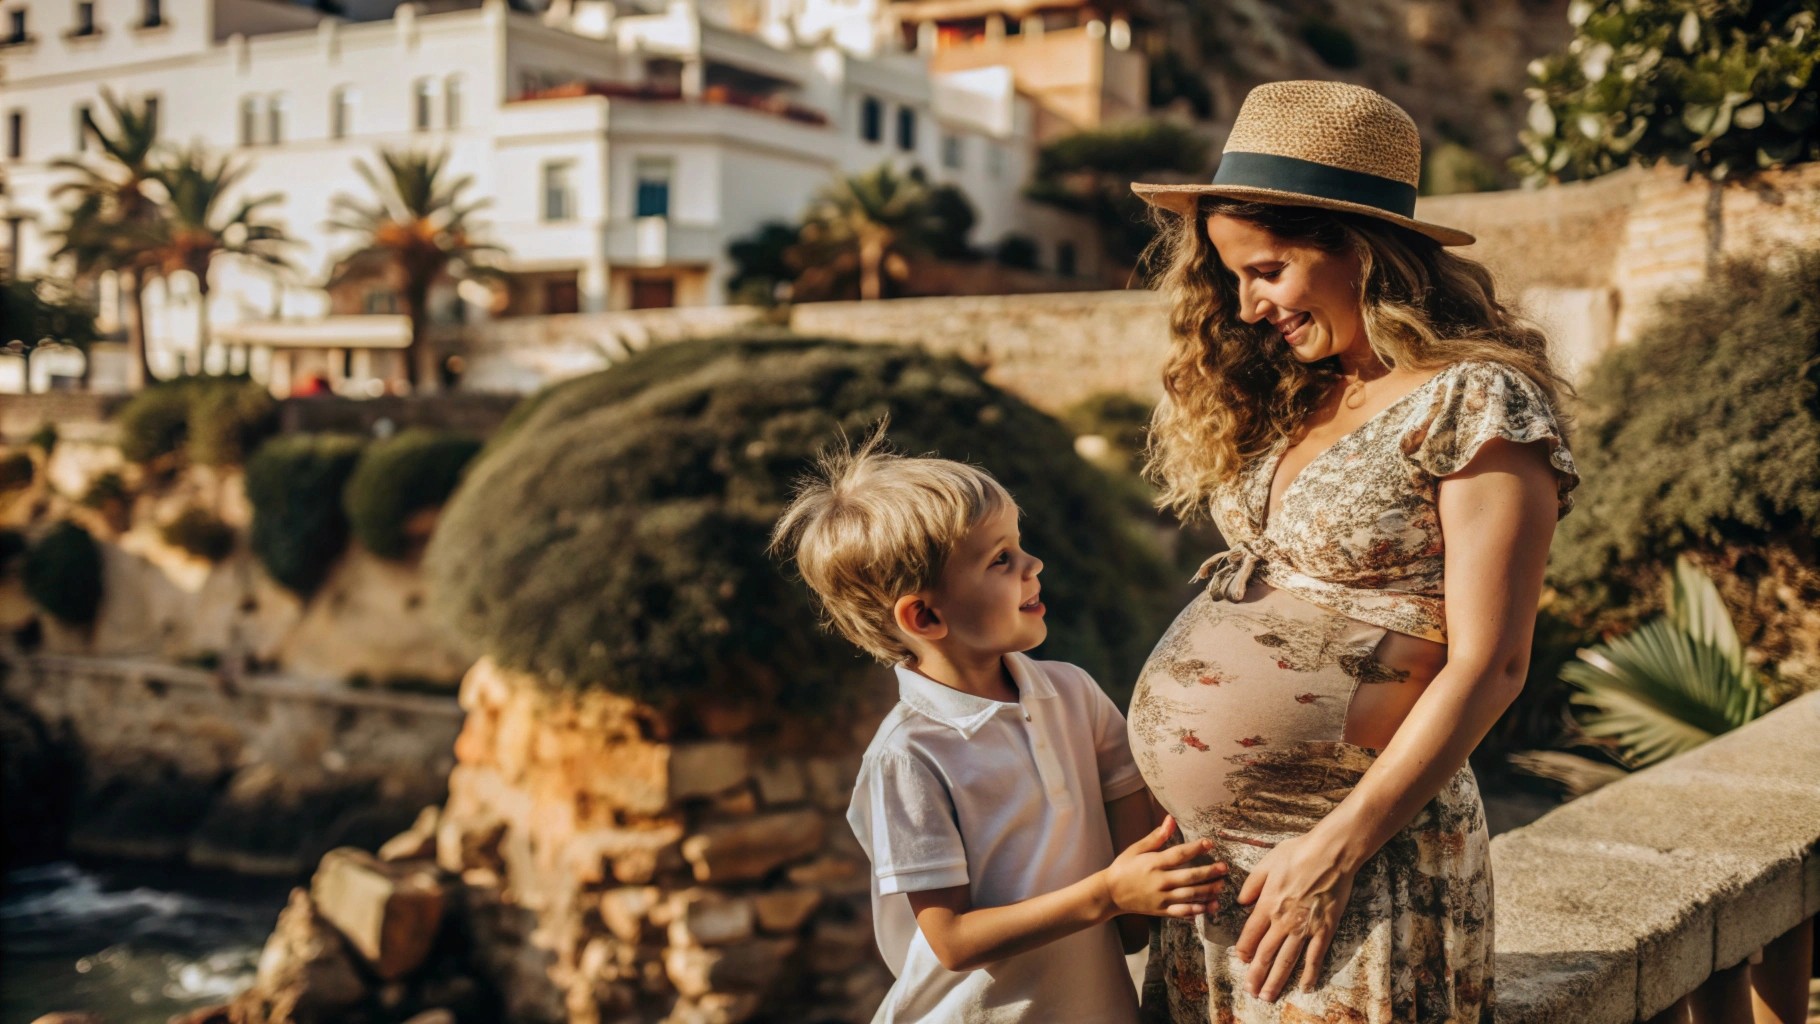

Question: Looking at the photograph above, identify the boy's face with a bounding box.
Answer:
[923,502,1048,657]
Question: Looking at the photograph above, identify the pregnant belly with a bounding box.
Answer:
[1127,580,1441,842]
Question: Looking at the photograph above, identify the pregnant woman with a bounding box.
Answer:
[1126,81,1581,1023]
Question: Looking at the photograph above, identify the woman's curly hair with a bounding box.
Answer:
[1141,196,1574,520]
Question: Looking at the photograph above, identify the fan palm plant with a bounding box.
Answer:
[325,148,502,391]
[1561,556,1768,768]
[791,163,943,301]
[147,144,296,373]
[47,89,164,388]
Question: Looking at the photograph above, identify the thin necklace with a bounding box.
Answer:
[1338,367,1386,409]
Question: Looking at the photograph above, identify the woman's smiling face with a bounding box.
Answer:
[1205,213,1365,364]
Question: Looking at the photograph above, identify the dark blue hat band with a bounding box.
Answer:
[1212,151,1418,219]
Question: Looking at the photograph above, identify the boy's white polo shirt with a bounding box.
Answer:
[847,651,1149,1024]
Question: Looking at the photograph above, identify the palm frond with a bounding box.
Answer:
[1560,556,1766,768]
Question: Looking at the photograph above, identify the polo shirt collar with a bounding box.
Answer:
[894,652,1058,738]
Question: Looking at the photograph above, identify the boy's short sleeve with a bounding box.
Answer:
[1075,666,1148,803]
[851,749,970,896]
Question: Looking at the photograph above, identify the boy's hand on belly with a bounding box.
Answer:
[1101,814,1229,918]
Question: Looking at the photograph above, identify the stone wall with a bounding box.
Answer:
[370,656,895,1024]
[791,289,1173,409]
[1,654,463,877]
[455,307,773,395]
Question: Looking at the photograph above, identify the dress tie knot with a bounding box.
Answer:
[1192,544,1264,602]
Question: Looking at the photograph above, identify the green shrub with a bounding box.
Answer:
[28,423,57,456]
[427,337,1177,712]
[1061,393,1153,465]
[1298,19,1360,69]
[115,375,277,466]
[343,429,482,560]
[189,383,279,466]
[23,522,103,624]
[116,383,194,464]
[1550,251,1820,627]
[245,434,366,595]
[79,471,128,510]
[0,451,33,491]
[160,506,237,562]
[0,529,26,579]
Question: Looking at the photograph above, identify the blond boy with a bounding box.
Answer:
[772,435,1225,1023]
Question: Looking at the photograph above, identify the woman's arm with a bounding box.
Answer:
[907,815,1223,972]
[1232,436,1560,1001]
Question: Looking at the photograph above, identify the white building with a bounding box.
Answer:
[0,0,1100,393]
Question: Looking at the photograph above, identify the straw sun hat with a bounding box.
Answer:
[1131,80,1476,247]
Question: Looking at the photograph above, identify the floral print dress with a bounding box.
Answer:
[1130,361,1580,1024]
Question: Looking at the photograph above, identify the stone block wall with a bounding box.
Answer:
[430,657,896,1024]
[790,289,1173,410]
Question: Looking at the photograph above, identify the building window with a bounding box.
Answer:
[542,161,574,222]
[896,107,916,152]
[444,76,461,130]
[141,0,162,28]
[143,95,158,139]
[860,95,882,143]
[1056,241,1077,277]
[941,132,963,169]
[6,9,27,44]
[73,1,95,36]
[239,97,257,146]
[75,102,93,152]
[986,141,1005,179]
[634,157,671,219]
[331,87,354,140]
[265,94,284,144]
[414,80,433,132]
[6,110,22,160]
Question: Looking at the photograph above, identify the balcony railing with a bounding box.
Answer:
[511,80,829,127]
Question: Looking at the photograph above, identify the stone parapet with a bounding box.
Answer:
[1491,690,1820,1024]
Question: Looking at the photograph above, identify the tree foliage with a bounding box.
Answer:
[427,337,1177,713]
[1515,0,1818,184]
[1026,119,1210,268]
[1,278,99,387]
[326,148,504,389]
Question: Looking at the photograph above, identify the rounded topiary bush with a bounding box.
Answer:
[116,382,195,464]
[427,337,1177,712]
[23,521,103,625]
[189,381,280,466]
[116,375,277,466]
[246,434,367,596]
[343,429,483,560]
[161,506,237,562]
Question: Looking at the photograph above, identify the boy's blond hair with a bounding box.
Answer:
[771,430,1013,664]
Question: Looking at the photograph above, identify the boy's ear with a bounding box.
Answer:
[893,593,947,642]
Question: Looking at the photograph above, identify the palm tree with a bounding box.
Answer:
[48,89,164,388]
[147,144,296,372]
[792,163,943,302]
[326,148,501,391]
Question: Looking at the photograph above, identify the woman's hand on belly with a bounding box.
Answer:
[1232,832,1359,1002]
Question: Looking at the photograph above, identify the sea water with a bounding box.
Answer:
[0,861,288,1024]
